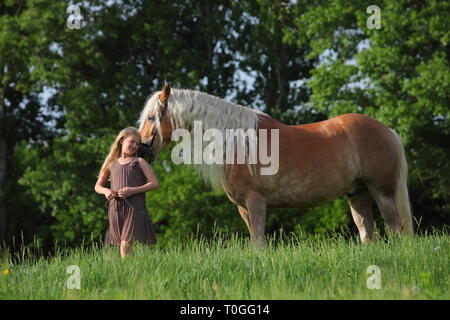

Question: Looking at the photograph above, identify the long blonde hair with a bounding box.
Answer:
[98,127,141,178]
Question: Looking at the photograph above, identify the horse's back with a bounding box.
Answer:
[294,113,398,150]
[293,113,379,130]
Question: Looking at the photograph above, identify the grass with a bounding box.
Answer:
[0,231,448,300]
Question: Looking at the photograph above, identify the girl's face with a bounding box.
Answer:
[121,134,140,156]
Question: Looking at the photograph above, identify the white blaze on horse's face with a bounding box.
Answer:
[141,109,171,154]
[140,113,152,143]
[141,114,156,142]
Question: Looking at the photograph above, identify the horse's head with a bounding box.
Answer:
[139,82,174,157]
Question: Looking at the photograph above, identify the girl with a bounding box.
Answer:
[95,127,160,258]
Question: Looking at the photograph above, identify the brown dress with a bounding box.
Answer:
[105,157,157,245]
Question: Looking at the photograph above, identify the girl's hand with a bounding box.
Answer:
[105,189,118,200]
[118,187,135,198]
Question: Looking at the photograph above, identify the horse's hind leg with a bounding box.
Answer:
[348,189,375,244]
[370,190,402,235]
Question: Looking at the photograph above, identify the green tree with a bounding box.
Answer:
[230,0,317,123]
[0,0,66,244]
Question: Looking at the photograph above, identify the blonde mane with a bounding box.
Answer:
[137,89,266,191]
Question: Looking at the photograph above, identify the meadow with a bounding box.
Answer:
[0,231,448,300]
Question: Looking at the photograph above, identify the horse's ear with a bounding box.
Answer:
[159,82,171,103]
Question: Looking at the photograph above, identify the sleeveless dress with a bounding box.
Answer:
[105,157,157,245]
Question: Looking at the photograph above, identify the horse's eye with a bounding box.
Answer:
[148,115,156,122]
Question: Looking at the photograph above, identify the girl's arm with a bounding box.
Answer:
[130,158,160,194]
[95,168,117,199]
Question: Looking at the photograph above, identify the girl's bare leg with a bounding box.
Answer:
[120,240,133,258]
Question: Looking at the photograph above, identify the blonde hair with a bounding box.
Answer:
[98,127,141,178]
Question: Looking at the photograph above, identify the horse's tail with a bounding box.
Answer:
[391,129,414,235]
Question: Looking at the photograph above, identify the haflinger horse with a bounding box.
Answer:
[138,83,414,247]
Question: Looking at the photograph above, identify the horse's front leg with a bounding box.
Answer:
[237,205,252,237]
[245,192,267,248]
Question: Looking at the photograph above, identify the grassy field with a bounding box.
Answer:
[0,232,448,300]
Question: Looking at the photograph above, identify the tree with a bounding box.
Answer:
[0,0,65,243]
[230,0,317,123]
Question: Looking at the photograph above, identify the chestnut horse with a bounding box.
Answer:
[138,83,414,246]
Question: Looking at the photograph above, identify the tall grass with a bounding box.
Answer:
[0,231,448,300]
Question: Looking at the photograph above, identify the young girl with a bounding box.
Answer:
[95,127,160,258]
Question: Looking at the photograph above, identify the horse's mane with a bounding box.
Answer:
[137,89,266,191]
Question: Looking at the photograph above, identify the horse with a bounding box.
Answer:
[138,83,414,247]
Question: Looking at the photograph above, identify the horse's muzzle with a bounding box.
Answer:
[138,142,157,163]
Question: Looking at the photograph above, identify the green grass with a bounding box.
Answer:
[0,232,448,300]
